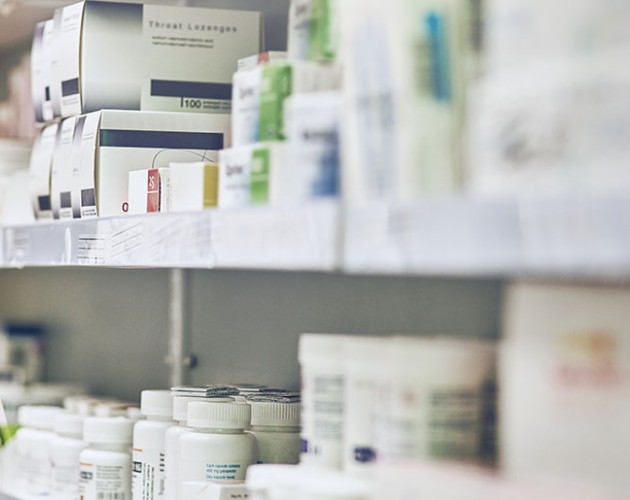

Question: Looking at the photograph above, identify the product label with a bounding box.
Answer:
[232,69,262,147]
[53,462,81,496]
[300,370,344,468]
[80,460,131,500]
[218,146,252,209]
[132,446,166,500]
[258,65,293,141]
[345,375,378,468]
[249,147,270,204]
[57,2,83,117]
[205,462,245,482]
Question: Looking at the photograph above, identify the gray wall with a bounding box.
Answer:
[0,268,501,401]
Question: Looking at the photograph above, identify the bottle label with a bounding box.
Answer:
[80,460,131,500]
[132,446,166,500]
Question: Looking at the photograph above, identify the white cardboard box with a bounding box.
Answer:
[28,123,59,220]
[51,1,262,118]
[74,110,230,217]
[50,116,78,219]
[168,162,218,212]
[231,68,262,147]
[218,145,254,209]
[501,282,630,495]
[127,168,161,214]
[31,19,55,123]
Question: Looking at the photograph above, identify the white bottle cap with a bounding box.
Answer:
[172,396,201,423]
[17,405,63,430]
[54,413,84,439]
[249,401,300,427]
[140,390,173,418]
[83,417,133,444]
[63,395,91,414]
[187,399,250,430]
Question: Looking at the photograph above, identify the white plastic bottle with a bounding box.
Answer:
[14,405,63,497]
[247,398,301,465]
[79,417,134,500]
[179,399,257,487]
[163,396,197,500]
[132,390,175,500]
[299,333,347,469]
[51,412,88,500]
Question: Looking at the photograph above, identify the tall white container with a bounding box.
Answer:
[132,390,175,500]
[51,412,88,500]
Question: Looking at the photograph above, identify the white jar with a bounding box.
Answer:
[163,396,197,500]
[343,336,385,476]
[299,334,347,469]
[15,405,63,497]
[248,400,300,465]
[51,412,88,500]
[378,337,494,461]
[79,417,134,500]
[179,399,256,487]
[132,390,175,500]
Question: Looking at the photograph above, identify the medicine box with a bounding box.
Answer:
[28,123,58,220]
[168,162,219,212]
[50,0,262,119]
[68,110,230,217]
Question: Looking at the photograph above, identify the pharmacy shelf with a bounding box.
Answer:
[344,193,630,279]
[0,200,339,271]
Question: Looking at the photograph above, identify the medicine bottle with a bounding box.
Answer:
[163,396,200,500]
[79,417,134,500]
[299,333,347,469]
[179,399,257,486]
[51,412,88,500]
[15,405,63,496]
[247,397,300,465]
[132,390,175,500]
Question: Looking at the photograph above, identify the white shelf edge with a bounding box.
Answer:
[0,200,340,271]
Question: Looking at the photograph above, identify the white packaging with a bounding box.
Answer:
[51,413,88,500]
[501,282,630,495]
[31,19,55,123]
[52,1,262,118]
[285,91,341,202]
[164,396,198,500]
[75,110,229,217]
[287,0,312,61]
[238,51,288,72]
[179,399,256,486]
[79,417,134,500]
[14,405,64,497]
[341,0,465,203]
[246,464,307,500]
[128,169,162,214]
[249,142,289,206]
[298,334,347,469]
[231,68,262,147]
[218,146,253,209]
[300,470,371,500]
[248,400,300,465]
[132,391,175,500]
[28,122,59,220]
[158,167,171,213]
[379,337,494,462]
[50,116,78,219]
[182,481,249,500]
[168,162,219,212]
[342,337,386,475]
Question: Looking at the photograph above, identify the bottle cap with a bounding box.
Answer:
[17,405,63,430]
[54,413,84,438]
[141,390,173,418]
[187,399,249,430]
[249,401,300,427]
[83,417,133,444]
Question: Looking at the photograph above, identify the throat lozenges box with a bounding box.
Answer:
[49,1,262,120]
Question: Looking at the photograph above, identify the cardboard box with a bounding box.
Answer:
[127,168,161,214]
[50,116,78,219]
[501,282,630,494]
[250,142,288,206]
[285,91,341,201]
[74,110,230,217]
[169,162,219,212]
[51,1,262,118]
[287,0,338,62]
[218,145,253,209]
[31,19,55,123]
[237,51,287,72]
[231,68,262,147]
[28,123,59,220]
[340,0,466,203]
[258,61,340,141]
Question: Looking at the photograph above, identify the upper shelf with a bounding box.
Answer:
[0,201,340,271]
[3,193,630,278]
